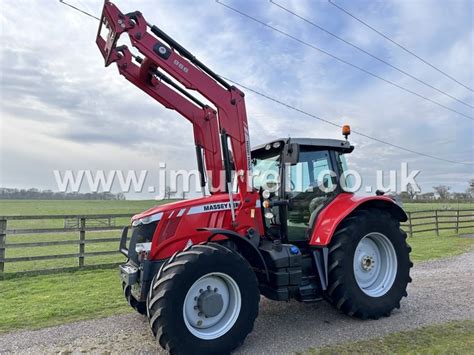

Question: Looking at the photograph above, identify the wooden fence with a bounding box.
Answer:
[402,209,474,237]
[0,214,132,277]
[0,209,473,277]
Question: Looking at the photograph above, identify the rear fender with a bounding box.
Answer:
[309,193,407,246]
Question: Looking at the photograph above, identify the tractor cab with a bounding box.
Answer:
[251,138,354,243]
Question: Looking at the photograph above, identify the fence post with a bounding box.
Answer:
[434,210,439,236]
[407,212,413,238]
[0,218,6,276]
[455,210,459,234]
[79,217,86,267]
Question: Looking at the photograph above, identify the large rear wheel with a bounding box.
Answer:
[147,243,260,354]
[326,209,412,319]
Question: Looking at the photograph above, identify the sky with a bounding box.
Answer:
[0,0,473,199]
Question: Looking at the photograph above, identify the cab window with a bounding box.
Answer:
[337,152,355,190]
[288,150,334,194]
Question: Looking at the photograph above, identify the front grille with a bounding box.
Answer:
[128,221,158,264]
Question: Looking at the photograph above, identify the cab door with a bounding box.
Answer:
[284,148,337,242]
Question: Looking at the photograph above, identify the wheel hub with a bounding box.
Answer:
[197,287,224,318]
[361,255,375,271]
[183,272,241,340]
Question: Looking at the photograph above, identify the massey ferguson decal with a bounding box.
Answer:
[187,201,240,215]
[244,125,252,173]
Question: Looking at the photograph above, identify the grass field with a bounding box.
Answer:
[410,232,473,260]
[403,202,473,211]
[0,199,162,216]
[0,200,473,333]
[306,320,474,354]
[0,268,129,333]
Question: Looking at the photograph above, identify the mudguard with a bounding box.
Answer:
[199,228,270,282]
[309,193,407,246]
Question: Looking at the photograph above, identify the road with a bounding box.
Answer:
[1,249,473,354]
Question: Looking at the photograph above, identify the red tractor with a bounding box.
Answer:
[96,2,412,354]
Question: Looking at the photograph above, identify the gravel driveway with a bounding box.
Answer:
[1,250,473,354]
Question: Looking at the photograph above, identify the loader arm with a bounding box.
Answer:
[96,1,252,198]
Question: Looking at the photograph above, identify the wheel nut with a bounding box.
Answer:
[207,285,211,290]
[197,320,202,326]
[198,312,203,317]
[199,289,203,293]
[194,305,198,310]
[214,288,218,292]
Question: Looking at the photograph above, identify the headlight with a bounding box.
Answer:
[135,242,152,253]
[264,211,274,219]
[131,212,164,227]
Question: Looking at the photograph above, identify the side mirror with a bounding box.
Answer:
[283,143,299,165]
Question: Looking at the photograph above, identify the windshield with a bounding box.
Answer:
[252,153,280,192]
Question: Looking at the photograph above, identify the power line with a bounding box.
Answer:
[328,0,474,92]
[220,76,473,166]
[58,1,473,166]
[270,0,473,109]
[59,0,100,20]
[216,0,473,121]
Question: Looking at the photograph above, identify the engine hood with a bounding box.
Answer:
[131,193,239,225]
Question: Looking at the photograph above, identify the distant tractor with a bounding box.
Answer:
[96,2,412,354]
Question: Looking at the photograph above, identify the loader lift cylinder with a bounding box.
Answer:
[195,145,206,195]
[148,24,232,90]
[133,54,207,109]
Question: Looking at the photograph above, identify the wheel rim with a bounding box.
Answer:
[183,272,241,340]
[353,232,397,297]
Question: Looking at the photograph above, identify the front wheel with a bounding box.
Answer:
[326,208,412,319]
[122,282,147,315]
[147,243,260,354]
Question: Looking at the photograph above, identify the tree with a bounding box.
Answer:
[399,191,410,202]
[164,185,173,200]
[467,179,474,199]
[0,187,124,200]
[407,183,418,200]
[433,185,450,200]
[116,192,126,200]
[452,192,469,201]
[418,192,435,201]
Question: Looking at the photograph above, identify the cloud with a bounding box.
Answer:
[0,0,472,198]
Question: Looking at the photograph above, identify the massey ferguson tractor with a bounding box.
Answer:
[96,2,412,354]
